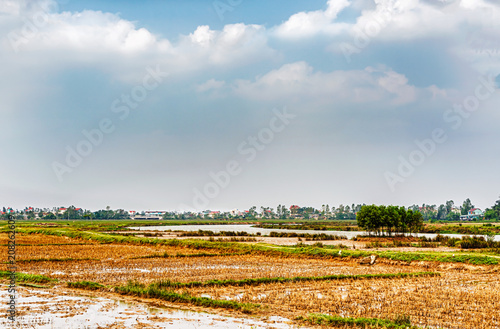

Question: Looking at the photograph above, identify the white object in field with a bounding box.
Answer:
[360,254,378,265]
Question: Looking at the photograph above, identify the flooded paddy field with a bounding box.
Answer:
[0,286,302,329]
[2,229,500,328]
[15,253,432,286]
[185,269,500,329]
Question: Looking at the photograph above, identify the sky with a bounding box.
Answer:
[1,0,500,212]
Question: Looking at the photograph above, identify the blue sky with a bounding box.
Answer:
[1,0,500,212]
[59,0,331,38]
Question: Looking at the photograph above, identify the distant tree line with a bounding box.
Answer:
[2,196,500,221]
[356,205,424,236]
[0,205,130,220]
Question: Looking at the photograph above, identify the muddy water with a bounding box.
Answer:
[130,224,500,241]
[0,286,304,329]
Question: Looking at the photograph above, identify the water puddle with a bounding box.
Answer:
[0,286,304,328]
[129,224,500,241]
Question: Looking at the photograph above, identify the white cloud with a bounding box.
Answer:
[370,67,416,104]
[179,23,275,68]
[0,0,55,16]
[3,0,499,82]
[0,0,21,15]
[346,0,500,41]
[196,79,226,92]
[275,0,351,38]
[273,0,500,79]
[0,1,274,82]
[189,25,215,47]
[6,9,170,54]
[233,62,421,106]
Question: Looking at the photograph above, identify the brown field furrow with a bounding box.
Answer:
[3,231,500,328]
[12,244,208,260]
[0,234,235,262]
[9,254,429,285]
[186,272,500,329]
[0,233,100,245]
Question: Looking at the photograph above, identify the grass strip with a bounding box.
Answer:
[298,313,422,329]
[115,281,259,313]
[67,281,106,290]
[371,250,499,265]
[19,283,48,289]
[151,271,440,289]
[0,271,58,284]
[66,279,259,313]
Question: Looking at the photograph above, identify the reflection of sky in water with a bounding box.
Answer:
[0,286,302,329]
[130,224,500,241]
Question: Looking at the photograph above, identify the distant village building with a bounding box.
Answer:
[289,205,303,219]
[133,211,166,219]
[1,207,14,215]
[229,209,244,217]
[460,208,484,221]
[204,211,220,218]
[57,207,82,215]
[145,211,166,219]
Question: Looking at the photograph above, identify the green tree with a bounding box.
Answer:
[461,198,474,215]
[408,210,424,234]
[398,206,410,235]
[437,204,446,220]
[83,210,93,220]
[446,212,460,221]
[445,200,454,215]
[484,197,500,221]
[63,206,82,220]
[386,205,401,235]
[43,212,56,220]
[357,205,381,235]
[276,205,284,218]
[247,206,257,218]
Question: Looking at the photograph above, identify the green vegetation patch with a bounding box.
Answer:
[66,279,260,313]
[151,272,440,289]
[0,271,58,284]
[67,281,106,290]
[298,313,422,329]
[19,283,49,289]
[114,281,259,313]
[373,250,499,265]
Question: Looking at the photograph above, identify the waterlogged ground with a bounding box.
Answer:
[2,231,500,328]
[129,224,500,241]
[184,269,500,329]
[15,255,431,286]
[0,286,304,329]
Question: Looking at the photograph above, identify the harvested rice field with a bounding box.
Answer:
[2,225,500,328]
[12,253,433,286]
